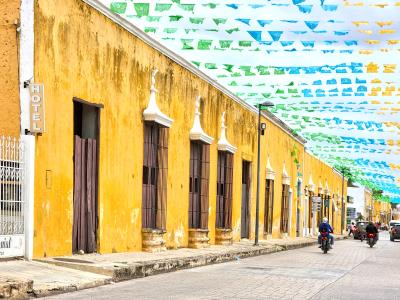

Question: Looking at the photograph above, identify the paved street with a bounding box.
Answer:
[46,232,400,300]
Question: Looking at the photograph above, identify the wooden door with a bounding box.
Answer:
[241,161,250,238]
[280,184,290,233]
[73,101,99,254]
[264,179,274,234]
[216,152,226,228]
[142,124,158,229]
[73,136,97,253]
[189,142,202,228]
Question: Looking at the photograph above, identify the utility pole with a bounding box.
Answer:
[254,101,274,246]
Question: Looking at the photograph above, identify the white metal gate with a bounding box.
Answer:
[0,136,25,257]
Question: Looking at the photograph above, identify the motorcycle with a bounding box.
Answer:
[367,233,376,248]
[320,232,330,254]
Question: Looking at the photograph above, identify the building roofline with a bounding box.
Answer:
[81,0,306,145]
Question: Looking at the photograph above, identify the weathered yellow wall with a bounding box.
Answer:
[365,189,372,221]
[33,0,346,257]
[373,200,390,223]
[302,152,347,234]
[0,0,20,136]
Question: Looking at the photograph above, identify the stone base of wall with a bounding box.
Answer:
[188,229,210,249]
[142,229,166,252]
[280,232,289,239]
[263,233,273,240]
[215,228,233,245]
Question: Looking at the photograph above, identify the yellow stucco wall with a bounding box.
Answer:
[365,189,373,220]
[33,0,347,257]
[0,0,20,136]
[302,152,347,234]
[373,201,390,223]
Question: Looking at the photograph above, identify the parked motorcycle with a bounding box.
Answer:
[320,232,330,254]
[367,233,376,248]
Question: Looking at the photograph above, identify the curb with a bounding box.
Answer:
[30,278,112,298]
[0,278,33,300]
[44,239,320,283]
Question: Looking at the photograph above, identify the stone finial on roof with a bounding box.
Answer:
[308,175,315,192]
[325,180,330,196]
[217,111,237,154]
[266,156,276,180]
[143,68,173,127]
[189,96,213,144]
[282,161,291,185]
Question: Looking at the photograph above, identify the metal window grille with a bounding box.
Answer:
[142,123,168,230]
[280,184,290,233]
[0,136,24,236]
[216,151,233,229]
[317,193,323,224]
[308,191,313,228]
[324,195,330,220]
[189,142,210,229]
[264,179,274,234]
[331,195,335,226]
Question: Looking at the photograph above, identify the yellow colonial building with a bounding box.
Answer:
[0,0,20,135]
[4,0,348,258]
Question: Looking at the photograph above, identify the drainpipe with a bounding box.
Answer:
[302,147,306,236]
[341,172,344,234]
[20,0,35,260]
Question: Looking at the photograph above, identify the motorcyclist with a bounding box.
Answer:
[365,221,378,243]
[318,217,334,248]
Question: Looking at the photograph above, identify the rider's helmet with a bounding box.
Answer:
[323,217,328,223]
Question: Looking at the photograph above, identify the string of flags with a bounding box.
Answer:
[104,0,400,203]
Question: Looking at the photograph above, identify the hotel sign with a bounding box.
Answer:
[29,83,45,133]
[0,235,24,258]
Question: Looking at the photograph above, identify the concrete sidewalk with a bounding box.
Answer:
[0,260,111,299]
[1,235,347,298]
[39,235,348,282]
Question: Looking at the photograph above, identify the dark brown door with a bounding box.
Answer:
[73,101,99,254]
[189,142,210,229]
[280,184,290,233]
[264,179,274,234]
[241,161,251,238]
[142,123,168,230]
[189,142,202,228]
[216,152,226,228]
[308,192,313,229]
[142,124,159,229]
[216,151,233,229]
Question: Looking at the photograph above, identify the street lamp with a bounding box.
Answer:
[254,101,274,246]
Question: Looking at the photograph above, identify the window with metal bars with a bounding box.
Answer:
[317,193,323,225]
[142,123,168,230]
[264,179,274,234]
[308,191,313,228]
[331,195,335,226]
[324,195,330,220]
[280,184,290,233]
[189,142,210,229]
[216,151,233,229]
